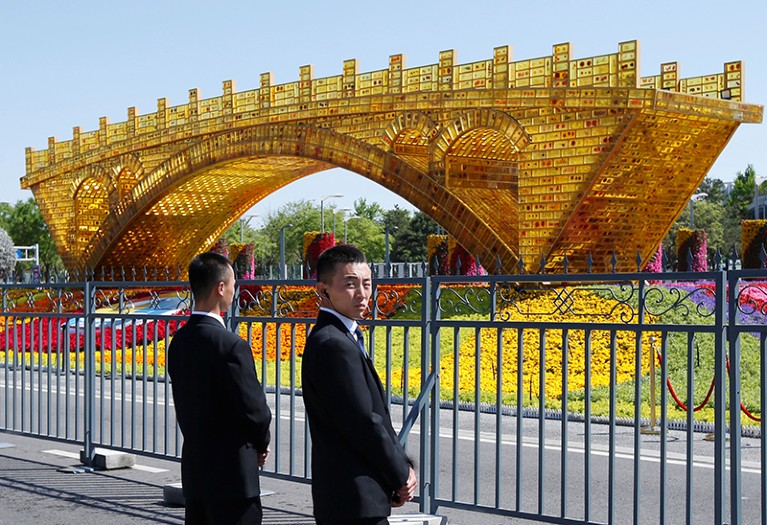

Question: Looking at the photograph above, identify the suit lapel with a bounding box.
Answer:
[316,312,389,411]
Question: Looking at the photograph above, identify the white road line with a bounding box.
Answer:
[43,448,168,473]
[0,379,168,405]
[275,413,762,475]
[7,380,759,476]
[43,448,80,460]
[131,463,169,473]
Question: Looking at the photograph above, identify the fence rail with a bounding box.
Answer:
[1,267,765,524]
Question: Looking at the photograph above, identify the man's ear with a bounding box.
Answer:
[216,280,226,296]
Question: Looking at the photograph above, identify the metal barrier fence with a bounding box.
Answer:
[0,268,765,524]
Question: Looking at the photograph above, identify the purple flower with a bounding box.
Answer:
[658,281,767,327]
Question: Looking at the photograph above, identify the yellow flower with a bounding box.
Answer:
[439,289,657,400]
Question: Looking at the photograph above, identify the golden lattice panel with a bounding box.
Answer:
[20,41,763,275]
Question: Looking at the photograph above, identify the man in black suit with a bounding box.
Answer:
[168,252,272,525]
[302,244,417,525]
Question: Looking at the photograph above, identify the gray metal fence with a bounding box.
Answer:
[0,267,765,524]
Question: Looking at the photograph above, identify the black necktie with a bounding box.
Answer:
[354,326,366,356]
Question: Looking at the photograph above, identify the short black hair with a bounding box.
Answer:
[316,244,367,284]
[188,252,232,300]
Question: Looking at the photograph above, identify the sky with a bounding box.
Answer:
[0,0,764,228]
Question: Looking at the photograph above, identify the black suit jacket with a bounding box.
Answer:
[168,315,271,502]
[301,311,410,521]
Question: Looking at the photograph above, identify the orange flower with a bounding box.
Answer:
[239,322,309,361]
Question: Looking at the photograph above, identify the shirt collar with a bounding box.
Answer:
[191,310,226,328]
[320,307,360,335]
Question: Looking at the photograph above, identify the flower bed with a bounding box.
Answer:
[437,289,656,400]
[2,281,764,423]
[0,317,180,353]
[663,281,767,327]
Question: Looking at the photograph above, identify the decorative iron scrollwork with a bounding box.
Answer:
[643,284,716,319]
[374,285,423,318]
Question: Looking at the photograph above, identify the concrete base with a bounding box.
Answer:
[162,483,275,507]
[79,448,135,470]
[163,482,185,506]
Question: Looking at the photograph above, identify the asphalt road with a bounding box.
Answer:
[0,368,763,524]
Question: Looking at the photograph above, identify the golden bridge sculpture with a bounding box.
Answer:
[20,41,763,275]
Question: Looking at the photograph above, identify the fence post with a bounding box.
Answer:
[418,273,433,513]
[82,280,96,466]
[725,269,742,525]
[712,268,728,524]
[633,279,646,523]
[429,272,441,514]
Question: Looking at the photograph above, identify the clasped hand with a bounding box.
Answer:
[258,448,270,468]
[392,466,417,508]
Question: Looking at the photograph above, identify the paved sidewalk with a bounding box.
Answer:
[0,433,547,525]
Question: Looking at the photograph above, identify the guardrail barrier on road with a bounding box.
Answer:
[1,267,765,524]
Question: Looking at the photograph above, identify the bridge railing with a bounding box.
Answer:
[0,267,765,524]
[25,40,749,176]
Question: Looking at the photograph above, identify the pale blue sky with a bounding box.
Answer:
[1,0,764,225]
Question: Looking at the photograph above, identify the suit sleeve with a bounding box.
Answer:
[309,335,409,492]
[222,338,272,452]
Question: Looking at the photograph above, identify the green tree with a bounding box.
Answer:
[5,198,63,280]
[381,206,411,262]
[223,217,260,245]
[344,217,385,262]
[0,201,12,231]
[663,200,733,268]
[250,200,385,272]
[353,198,384,223]
[701,176,745,253]
[729,164,760,217]
[255,200,323,270]
[382,206,411,233]
[392,211,439,262]
[697,177,729,206]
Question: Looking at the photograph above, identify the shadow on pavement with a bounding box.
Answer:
[0,454,315,524]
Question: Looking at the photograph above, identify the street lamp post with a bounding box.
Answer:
[320,194,343,232]
[239,214,260,243]
[279,224,293,279]
[754,177,766,220]
[334,208,352,238]
[688,193,707,229]
[344,215,360,243]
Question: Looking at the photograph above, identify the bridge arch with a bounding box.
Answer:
[429,109,531,162]
[111,153,146,201]
[383,111,439,148]
[81,124,519,273]
[382,112,439,173]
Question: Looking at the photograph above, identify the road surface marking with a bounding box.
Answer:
[43,448,168,473]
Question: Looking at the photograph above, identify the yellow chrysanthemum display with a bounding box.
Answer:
[391,289,657,402]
